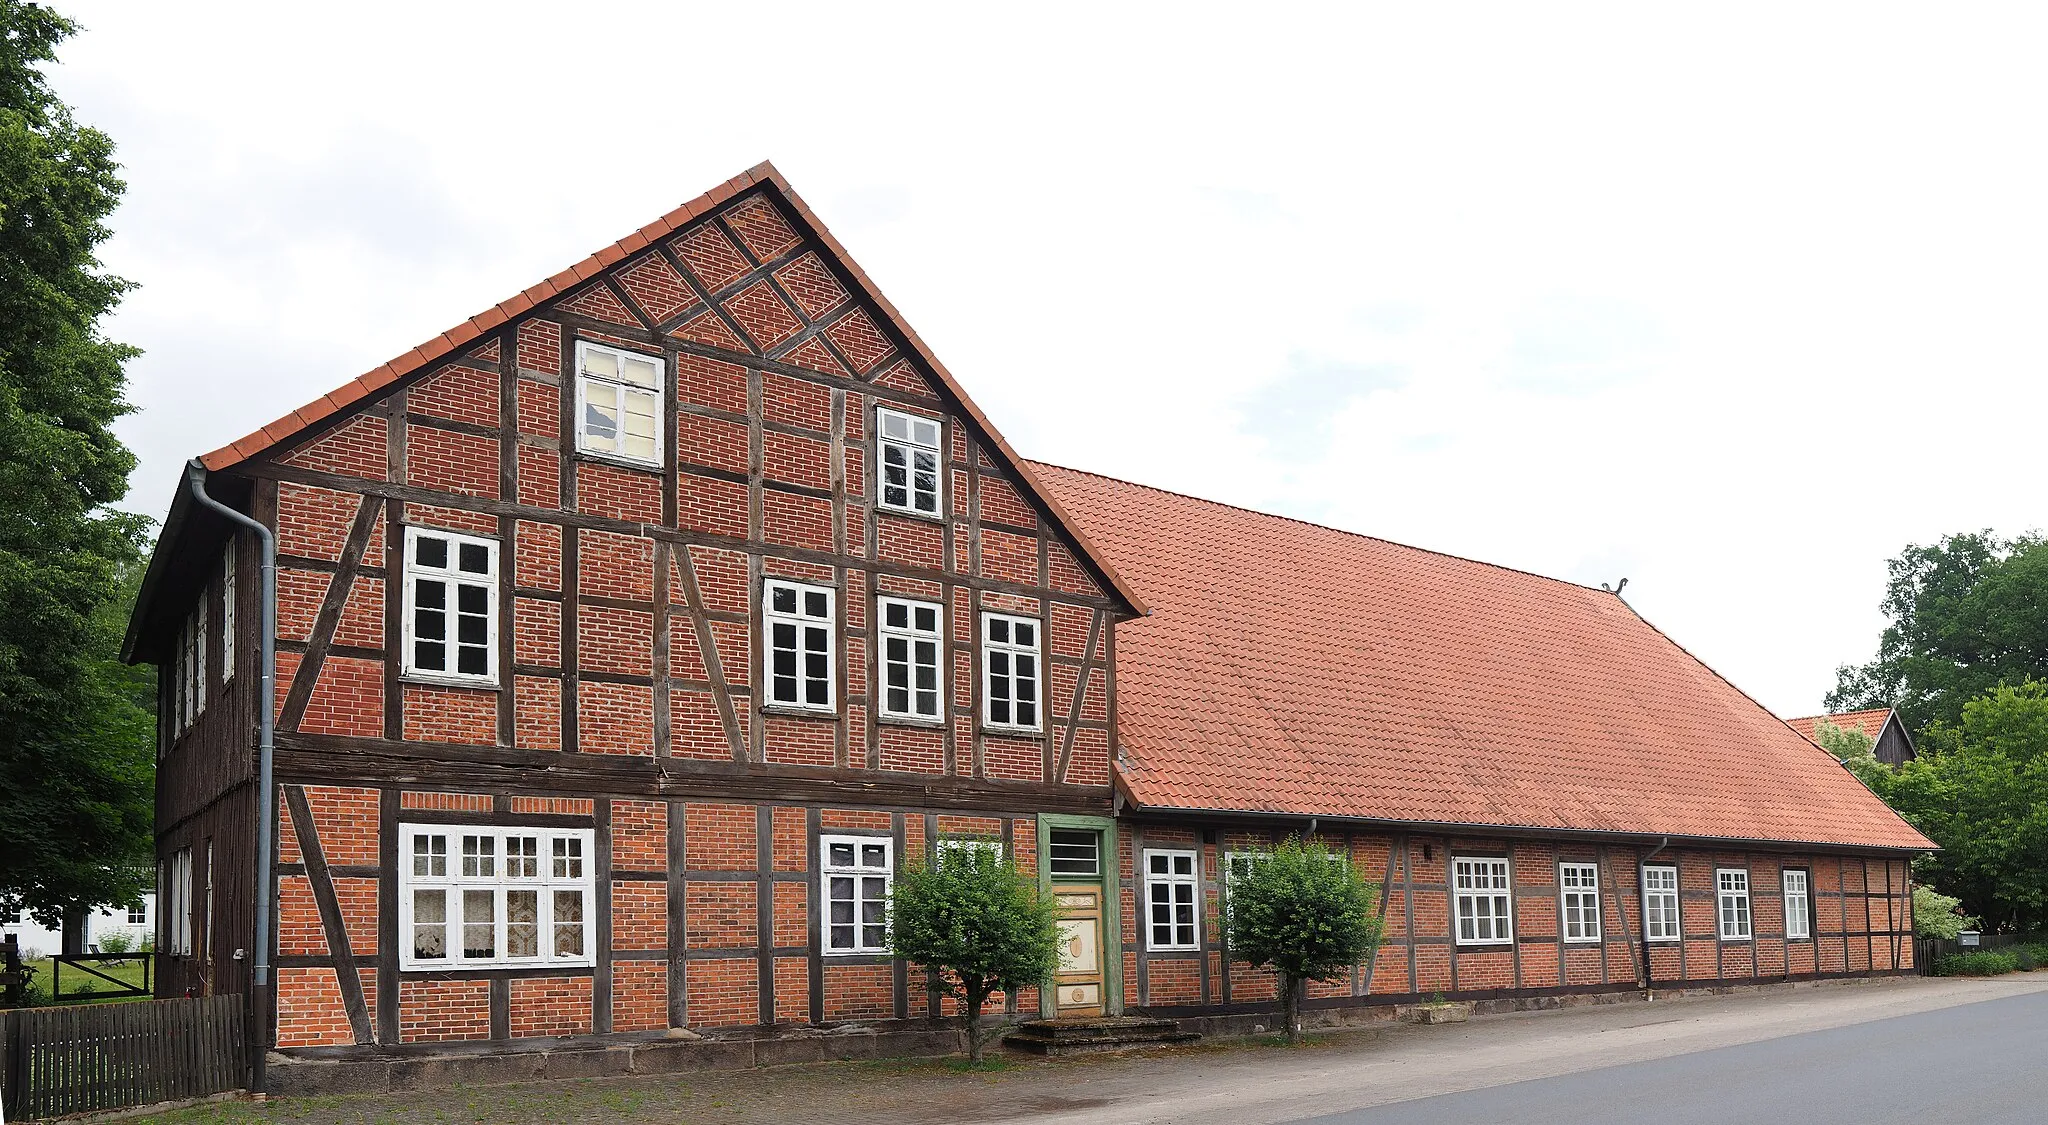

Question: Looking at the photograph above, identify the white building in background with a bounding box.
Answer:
[0,894,157,960]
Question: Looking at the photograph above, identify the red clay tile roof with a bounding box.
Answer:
[1031,463,1932,852]
[1785,708,1893,744]
[193,161,1145,618]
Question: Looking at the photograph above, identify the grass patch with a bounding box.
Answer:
[1932,950,2019,976]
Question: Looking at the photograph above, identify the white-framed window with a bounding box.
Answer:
[1717,868,1752,940]
[166,848,193,956]
[981,613,1040,731]
[1047,829,1099,876]
[1560,861,1601,943]
[1642,865,1681,941]
[401,526,499,685]
[935,837,1003,864]
[127,902,148,925]
[876,407,942,517]
[821,835,892,954]
[221,551,236,682]
[397,825,594,971]
[763,580,834,711]
[1145,849,1200,950]
[1453,857,1513,945]
[877,597,943,721]
[193,601,207,718]
[1223,851,1271,921]
[574,340,663,465]
[1783,868,1812,940]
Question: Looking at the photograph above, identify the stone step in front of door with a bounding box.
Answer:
[1001,1016,1201,1056]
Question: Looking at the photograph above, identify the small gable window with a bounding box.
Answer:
[402,527,499,686]
[575,341,663,466]
[876,407,941,517]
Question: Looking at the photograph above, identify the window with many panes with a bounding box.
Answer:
[221,551,236,682]
[1047,829,1100,876]
[935,837,1004,864]
[821,835,892,954]
[1783,868,1812,940]
[763,580,834,711]
[575,341,663,465]
[981,613,1040,731]
[876,407,941,516]
[402,527,498,685]
[1560,861,1601,942]
[398,825,592,970]
[1453,857,1513,945]
[1223,851,1270,921]
[1145,850,1200,950]
[1717,868,1752,940]
[877,597,942,721]
[1642,865,1681,941]
[127,903,148,925]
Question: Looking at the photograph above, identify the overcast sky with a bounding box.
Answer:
[54,3,2048,718]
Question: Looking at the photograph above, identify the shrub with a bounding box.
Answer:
[1914,885,1978,940]
[2020,942,2048,966]
[886,839,1059,1062]
[2011,946,2039,972]
[97,932,133,955]
[1932,951,2018,977]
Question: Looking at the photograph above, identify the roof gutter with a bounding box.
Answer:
[184,460,276,1085]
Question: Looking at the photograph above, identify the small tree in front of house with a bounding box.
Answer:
[886,839,1060,1062]
[1225,838,1383,1045]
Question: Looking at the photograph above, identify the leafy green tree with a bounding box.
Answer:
[1224,838,1383,1044]
[886,840,1060,1061]
[1911,884,1976,941]
[1811,717,1888,788]
[0,2,154,935]
[1830,532,2048,733]
[1885,682,2048,933]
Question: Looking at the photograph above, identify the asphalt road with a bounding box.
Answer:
[1294,988,2048,1125]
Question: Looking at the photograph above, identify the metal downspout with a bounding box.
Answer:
[186,460,276,1090]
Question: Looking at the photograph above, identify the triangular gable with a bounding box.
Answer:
[195,161,1147,617]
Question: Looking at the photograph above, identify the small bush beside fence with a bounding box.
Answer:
[1931,951,2021,977]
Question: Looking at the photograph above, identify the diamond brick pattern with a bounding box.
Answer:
[723,280,802,351]
[671,223,751,293]
[874,361,937,398]
[671,310,752,354]
[780,337,851,377]
[822,308,892,373]
[559,282,640,327]
[618,253,697,325]
[772,252,848,319]
[723,195,801,261]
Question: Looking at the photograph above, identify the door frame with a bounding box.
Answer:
[1036,813,1123,1018]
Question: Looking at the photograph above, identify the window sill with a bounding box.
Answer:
[762,703,839,720]
[1145,945,1201,956]
[573,450,664,475]
[1562,937,1604,945]
[1717,936,1754,943]
[876,713,947,730]
[1452,941,1516,951]
[400,673,502,692]
[982,723,1043,737]
[876,503,947,524]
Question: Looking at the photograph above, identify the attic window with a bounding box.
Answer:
[876,407,941,517]
[575,341,663,466]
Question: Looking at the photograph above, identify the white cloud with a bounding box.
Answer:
[57,0,2048,716]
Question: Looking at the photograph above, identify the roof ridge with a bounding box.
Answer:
[1027,458,1616,599]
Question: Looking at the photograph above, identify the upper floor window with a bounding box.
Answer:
[981,613,1040,731]
[876,407,941,516]
[764,580,834,711]
[401,527,499,686]
[1783,868,1812,940]
[398,825,593,970]
[221,551,236,682]
[1453,856,1512,945]
[1717,869,1752,940]
[877,597,942,722]
[821,835,892,954]
[575,341,663,466]
[1145,849,1200,950]
[1642,865,1681,941]
[1559,861,1601,943]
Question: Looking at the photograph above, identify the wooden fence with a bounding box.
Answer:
[1915,932,2020,971]
[0,994,245,1120]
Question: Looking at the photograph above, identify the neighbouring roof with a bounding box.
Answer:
[125,161,1144,662]
[1031,463,1933,852]
[1785,708,1893,744]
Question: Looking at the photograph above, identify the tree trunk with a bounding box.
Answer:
[965,984,986,1062]
[1282,974,1304,1045]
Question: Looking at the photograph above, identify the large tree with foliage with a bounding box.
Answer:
[0,2,155,932]
[1883,682,2048,934]
[886,840,1060,1061]
[1830,532,2048,733]
[1224,838,1383,1045]
[1811,717,1888,788]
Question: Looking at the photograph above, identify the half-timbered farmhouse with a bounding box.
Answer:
[124,162,1931,1085]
